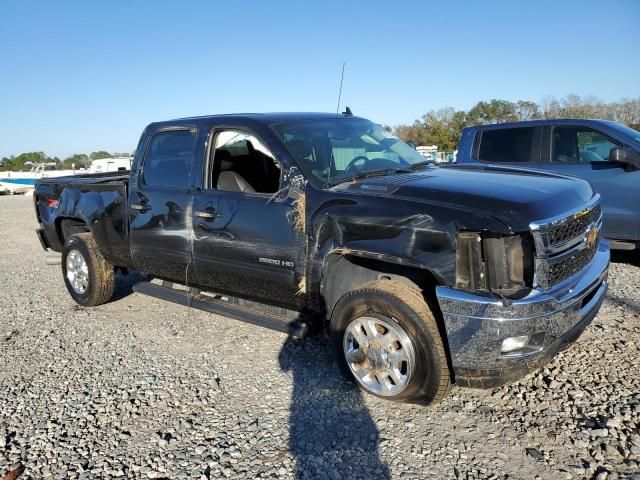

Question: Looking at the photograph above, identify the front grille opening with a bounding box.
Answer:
[548,243,597,286]
[535,201,601,288]
[547,204,601,246]
[581,282,601,310]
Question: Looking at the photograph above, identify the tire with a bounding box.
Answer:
[330,279,451,405]
[61,232,115,307]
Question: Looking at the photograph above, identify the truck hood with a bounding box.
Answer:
[346,164,594,232]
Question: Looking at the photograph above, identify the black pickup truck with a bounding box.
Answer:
[34,112,610,404]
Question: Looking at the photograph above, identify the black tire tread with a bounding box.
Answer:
[63,233,115,307]
[331,279,451,405]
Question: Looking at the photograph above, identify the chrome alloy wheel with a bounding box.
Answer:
[343,315,416,396]
[66,249,89,294]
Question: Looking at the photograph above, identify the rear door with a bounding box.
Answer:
[474,126,542,166]
[129,128,197,279]
[535,125,640,241]
[191,127,305,307]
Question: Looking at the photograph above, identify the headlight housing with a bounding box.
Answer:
[455,231,534,298]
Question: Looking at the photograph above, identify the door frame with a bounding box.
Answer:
[189,124,305,305]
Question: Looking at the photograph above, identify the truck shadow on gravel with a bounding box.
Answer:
[110,271,151,303]
[610,250,640,267]
[279,336,390,480]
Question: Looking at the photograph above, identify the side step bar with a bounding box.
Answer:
[132,281,309,339]
[609,240,636,251]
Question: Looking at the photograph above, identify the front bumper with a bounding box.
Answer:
[436,239,609,388]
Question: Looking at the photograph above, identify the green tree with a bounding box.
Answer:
[394,108,468,151]
[0,156,15,171]
[467,99,518,125]
[61,154,90,170]
[90,150,112,160]
[515,100,541,121]
[89,150,113,160]
[394,95,640,151]
[422,108,468,150]
[0,152,53,171]
[394,121,431,146]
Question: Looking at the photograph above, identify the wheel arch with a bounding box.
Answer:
[56,216,91,246]
[320,251,455,384]
[320,251,442,321]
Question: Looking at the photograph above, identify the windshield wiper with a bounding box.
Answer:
[408,160,434,171]
[330,167,412,187]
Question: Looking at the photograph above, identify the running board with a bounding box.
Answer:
[132,280,309,339]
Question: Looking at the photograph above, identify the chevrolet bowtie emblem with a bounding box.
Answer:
[584,223,598,248]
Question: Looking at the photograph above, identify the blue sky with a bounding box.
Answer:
[1,0,638,158]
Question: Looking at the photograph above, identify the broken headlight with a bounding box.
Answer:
[455,232,534,297]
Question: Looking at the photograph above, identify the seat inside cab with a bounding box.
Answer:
[210,131,280,194]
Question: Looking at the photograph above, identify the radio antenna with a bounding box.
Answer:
[336,62,346,115]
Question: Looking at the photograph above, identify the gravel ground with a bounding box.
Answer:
[1,194,639,480]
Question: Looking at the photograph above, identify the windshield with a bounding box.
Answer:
[607,122,640,147]
[272,118,428,188]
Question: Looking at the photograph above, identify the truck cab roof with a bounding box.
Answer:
[149,112,360,130]
[462,118,621,131]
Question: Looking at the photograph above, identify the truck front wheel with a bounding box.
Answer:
[330,280,451,405]
[62,233,115,307]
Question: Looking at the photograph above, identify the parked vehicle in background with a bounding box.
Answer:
[416,145,457,163]
[457,119,640,249]
[34,112,609,405]
[89,156,133,174]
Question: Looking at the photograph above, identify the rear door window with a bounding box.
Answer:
[477,127,535,163]
[142,130,196,188]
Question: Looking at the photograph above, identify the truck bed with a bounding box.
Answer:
[34,171,131,266]
[37,170,130,188]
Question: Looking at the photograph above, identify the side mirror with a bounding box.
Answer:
[288,166,307,191]
[406,141,417,150]
[610,147,640,170]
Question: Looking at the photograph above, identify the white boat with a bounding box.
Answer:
[0,165,78,195]
[89,156,132,173]
[1,157,132,195]
[0,177,37,195]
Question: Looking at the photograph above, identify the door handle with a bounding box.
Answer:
[131,203,149,212]
[195,209,219,219]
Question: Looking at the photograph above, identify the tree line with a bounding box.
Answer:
[393,95,640,151]
[0,150,131,172]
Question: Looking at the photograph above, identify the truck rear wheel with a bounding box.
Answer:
[62,233,115,307]
[330,280,451,405]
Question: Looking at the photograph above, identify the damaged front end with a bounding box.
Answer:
[455,231,535,299]
[437,196,610,388]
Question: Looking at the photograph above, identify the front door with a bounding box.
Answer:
[536,125,640,241]
[191,128,305,307]
[129,128,197,280]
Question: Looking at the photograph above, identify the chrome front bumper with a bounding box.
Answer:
[436,239,610,388]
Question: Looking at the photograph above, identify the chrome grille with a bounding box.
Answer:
[547,204,601,246]
[547,242,598,286]
[531,195,602,289]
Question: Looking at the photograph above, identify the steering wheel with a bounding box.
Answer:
[345,155,370,175]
